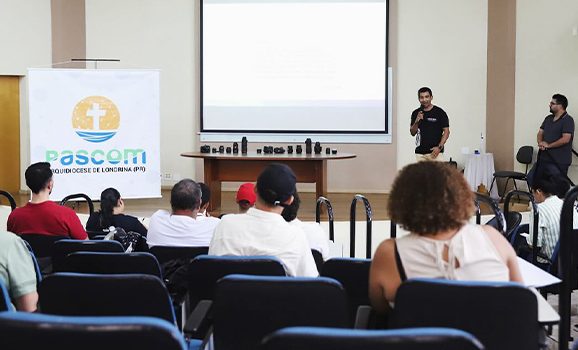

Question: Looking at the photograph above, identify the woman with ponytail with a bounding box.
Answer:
[86,188,147,236]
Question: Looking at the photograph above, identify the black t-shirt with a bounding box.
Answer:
[86,212,148,236]
[540,113,575,165]
[410,105,449,154]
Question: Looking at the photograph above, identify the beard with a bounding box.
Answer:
[549,107,554,114]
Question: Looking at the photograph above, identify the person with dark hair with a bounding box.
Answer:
[147,179,218,247]
[281,191,329,260]
[528,93,574,186]
[196,181,220,222]
[522,174,577,263]
[410,87,450,161]
[198,183,211,214]
[236,182,256,213]
[369,162,521,312]
[86,188,147,236]
[7,162,87,240]
[209,163,318,277]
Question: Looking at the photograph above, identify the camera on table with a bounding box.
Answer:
[273,147,285,154]
[200,145,211,153]
[263,146,274,154]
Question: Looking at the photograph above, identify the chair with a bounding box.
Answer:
[59,193,95,215]
[51,239,124,272]
[19,234,66,274]
[0,312,187,350]
[213,275,349,350]
[39,273,176,324]
[187,255,286,313]
[320,258,371,327]
[0,281,11,311]
[489,145,533,197]
[311,249,324,273]
[21,240,43,285]
[59,251,162,278]
[262,326,485,350]
[19,234,65,259]
[183,255,287,338]
[484,210,522,240]
[391,279,540,350]
[149,245,209,265]
[0,190,16,210]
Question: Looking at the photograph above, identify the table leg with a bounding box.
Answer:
[314,160,327,202]
[204,159,221,211]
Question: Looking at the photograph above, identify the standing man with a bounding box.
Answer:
[528,94,574,187]
[410,87,450,161]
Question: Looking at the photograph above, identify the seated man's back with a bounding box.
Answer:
[8,201,87,239]
[147,209,219,247]
[208,163,318,277]
[7,162,86,240]
[0,231,38,311]
[147,179,219,248]
[209,208,317,277]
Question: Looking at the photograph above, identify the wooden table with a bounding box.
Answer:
[181,152,356,210]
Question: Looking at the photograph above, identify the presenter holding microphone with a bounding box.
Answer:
[410,87,450,162]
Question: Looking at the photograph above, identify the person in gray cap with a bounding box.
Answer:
[209,163,318,277]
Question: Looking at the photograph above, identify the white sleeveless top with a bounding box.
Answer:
[396,224,509,281]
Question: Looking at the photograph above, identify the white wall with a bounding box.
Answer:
[395,0,488,170]
[0,0,52,75]
[0,0,495,193]
[515,0,578,178]
[85,0,197,187]
[0,0,52,191]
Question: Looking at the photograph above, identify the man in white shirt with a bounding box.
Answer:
[281,191,330,260]
[209,163,318,277]
[147,179,219,247]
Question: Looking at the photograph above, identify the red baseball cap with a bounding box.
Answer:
[236,182,256,205]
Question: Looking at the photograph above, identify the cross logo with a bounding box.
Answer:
[72,96,120,143]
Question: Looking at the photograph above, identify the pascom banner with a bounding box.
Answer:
[28,68,161,200]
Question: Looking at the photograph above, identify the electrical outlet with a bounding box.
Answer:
[163,173,173,180]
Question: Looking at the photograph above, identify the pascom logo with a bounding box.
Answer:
[72,96,120,143]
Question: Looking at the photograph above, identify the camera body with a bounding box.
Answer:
[263,146,274,154]
[200,145,211,153]
[314,142,322,154]
[273,147,285,154]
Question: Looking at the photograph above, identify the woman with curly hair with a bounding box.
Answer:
[369,161,522,312]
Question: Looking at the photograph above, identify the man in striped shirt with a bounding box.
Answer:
[526,175,577,263]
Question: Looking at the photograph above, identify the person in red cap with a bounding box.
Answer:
[236,182,256,213]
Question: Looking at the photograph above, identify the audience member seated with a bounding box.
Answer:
[197,183,220,228]
[236,182,256,213]
[7,162,87,240]
[516,174,576,263]
[209,163,318,277]
[147,179,218,247]
[0,231,38,311]
[281,191,330,260]
[86,188,147,236]
[369,162,522,312]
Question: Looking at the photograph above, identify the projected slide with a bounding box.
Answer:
[202,0,388,134]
